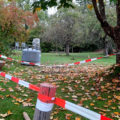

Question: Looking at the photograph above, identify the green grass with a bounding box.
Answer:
[10,51,116,65]
[0,51,118,120]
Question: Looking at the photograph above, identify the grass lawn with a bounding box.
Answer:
[0,51,119,120]
[10,51,116,65]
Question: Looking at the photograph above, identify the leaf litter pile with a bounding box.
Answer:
[0,62,120,120]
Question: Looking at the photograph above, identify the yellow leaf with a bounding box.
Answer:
[114,95,120,100]
[7,110,12,115]
[35,7,41,12]
[114,112,120,115]
[87,4,93,10]
[90,103,94,106]
[14,103,20,105]
[75,117,81,120]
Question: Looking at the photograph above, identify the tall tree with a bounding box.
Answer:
[42,8,82,56]
[33,0,120,63]
[0,0,39,55]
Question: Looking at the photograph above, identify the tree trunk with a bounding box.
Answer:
[66,44,69,56]
[116,52,120,64]
[92,0,120,64]
[115,38,120,64]
[108,41,113,54]
[72,46,73,53]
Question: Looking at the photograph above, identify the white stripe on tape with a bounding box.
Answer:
[80,60,86,64]
[22,62,30,64]
[68,63,74,66]
[5,74,12,80]
[65,101,100,120]
[91,58,97,61]
[19,80,29,88]
[1,55,7,59]
[35,63,41,66]
[36,99,54,112]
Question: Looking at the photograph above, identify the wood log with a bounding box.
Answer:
[23,112,31,120]
[33,83,56,120]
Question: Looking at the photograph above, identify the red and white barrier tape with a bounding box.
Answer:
[65,54,115,66]
[0,72,40,92]
[0,55,44,67]
[54,98,111,120]
[36,93,55,112]
[0,54,116,68]
[0,71,112,120]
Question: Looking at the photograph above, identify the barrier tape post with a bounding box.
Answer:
[33,83,56,120]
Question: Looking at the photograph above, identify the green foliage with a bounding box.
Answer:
[32,0,74,12]
[0,1,38,55]
[15,0,32,11]
[0,29,13,55]
[41,42,53,52]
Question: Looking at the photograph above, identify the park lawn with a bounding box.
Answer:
[0,51,119,120]
[10,51,116,65]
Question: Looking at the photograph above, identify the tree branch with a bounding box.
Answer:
[116,0,120,26]
[92,0,114,39]
[98,0,106,20]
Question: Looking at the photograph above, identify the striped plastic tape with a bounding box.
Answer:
[54,98,112,120]
[36,93,55,112]
[0,54,116,67]
[0,71,112,120]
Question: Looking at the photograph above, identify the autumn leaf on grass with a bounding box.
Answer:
[111,107,116,110]
[14,103,20,105]
[0,110,12,118]
[7,111,12,115]
[97,96,102,100]
[114,95,120,100]
[16,98,23,103]
[22,102,34,107]
[0,87,6,92]
[90,103,94,106]
[112,79,119,83]
[75,117,81,120]
[0,95,4,99]
[114,112,120,115]
[8,87,14,92]
[65,114,72,120]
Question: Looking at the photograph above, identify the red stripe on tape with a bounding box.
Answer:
[29,84,40,92]
[74,62,80,65]
[11,77,19,83]
[7,57,12,61]
[109,54,115,56]
[97,57,103,59]
[65,64,68,66]
[54,97,66,108]
[0,55,1,57]
[38,93,54,103]
[86,59,91,62]
[0,72,5,77]
[30,62,35,65]
[101,115,112,120]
